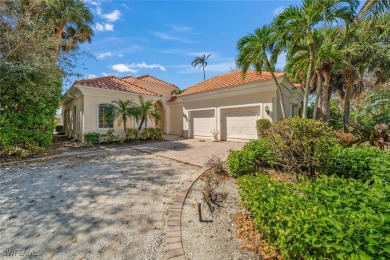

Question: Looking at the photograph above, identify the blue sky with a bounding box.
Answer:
[67,0,301,91]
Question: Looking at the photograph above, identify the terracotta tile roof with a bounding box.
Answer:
[74,76,161,96]
[180,70,285,96]
[136,74,177,88]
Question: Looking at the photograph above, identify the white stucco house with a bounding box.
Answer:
[61,70,303,142]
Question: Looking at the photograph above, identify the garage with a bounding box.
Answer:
[190,110,215,138]
[221,107,259,141]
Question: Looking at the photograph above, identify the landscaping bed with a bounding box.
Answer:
[181,170,258,260]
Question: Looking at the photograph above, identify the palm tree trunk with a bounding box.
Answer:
[313,70,323,120]
[202,64,206,81]
[342,70,354,132]
[123,119,127,134]
[302,43,315,118]
[265,58,286,119]
[321,69,331,121]
[138,118,145,131]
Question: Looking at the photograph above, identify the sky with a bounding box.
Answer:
[66,0,302,92]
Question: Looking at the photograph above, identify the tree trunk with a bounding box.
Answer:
[321,69,331,122]
[123,118,127,134]
[302,43,315,118]
[138,118,145,131]
[203,64,206,81]
[343,70,354,132]
[265,58,286,119]
[313,69,323,120]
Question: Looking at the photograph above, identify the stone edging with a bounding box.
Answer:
[165,166,211,260]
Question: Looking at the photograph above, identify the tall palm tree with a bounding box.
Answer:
[106,99,137,133]
[274,0,357,118]
[134,96,161,131]
[358,0,390,17]
[44,0,94,52]
[191,54,212,81]
[236,25,287,119]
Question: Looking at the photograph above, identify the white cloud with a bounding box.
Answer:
[97,52,113,59]
[134,62,166,71]
[273,6,285,15]
[169,25,192,32]
[112,62,167,73]
[112,64,138,73]
[102,72,110,76]
[94,22,114,32]
[151,31,192,43]
[103,10,121,22]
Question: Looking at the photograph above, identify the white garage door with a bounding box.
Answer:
[191,111,215,138]
[222,108,259,141]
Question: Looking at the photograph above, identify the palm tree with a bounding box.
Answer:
[106,99,137,133]
[44,0,94,52]
[358,0,390,17]
[134,96,161,131]
[236,25,287,119]
[274,0,357,118]
[191,54,212,81]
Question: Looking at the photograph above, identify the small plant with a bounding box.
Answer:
[126,128,139,140]
[256,119,271,138]
[55,125,64,134]
[101,129,119,143]
[83,132,100,146]
[205,155,227,177]
[201,171,221,213]
[210,129,220,141]
[140,128,163,140]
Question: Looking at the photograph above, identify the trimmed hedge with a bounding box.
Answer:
[83,132,100,146]
[238,173,390,259]
[256,119,271,138]
[140,128,163,140]
[227,139,274,177]
[126,128,139,140]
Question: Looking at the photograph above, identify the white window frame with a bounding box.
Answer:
[97,103,114,130]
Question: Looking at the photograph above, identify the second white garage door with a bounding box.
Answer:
[191,110,215,138]
[222,107,259,141]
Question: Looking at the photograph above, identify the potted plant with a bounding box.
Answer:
[210,129,220,142]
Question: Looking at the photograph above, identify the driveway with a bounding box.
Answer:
[132,138,245,166]
[0,139,243,259]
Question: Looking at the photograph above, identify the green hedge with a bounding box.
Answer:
[322,146,390,180]
[126,128,139,140]
[140,128,163,140]
[227,139,274,177]
[83,132,100,146]
[256,119,271,138]
[238,173,390,259]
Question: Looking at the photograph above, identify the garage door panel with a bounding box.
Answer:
[222,108,259,141]
[191,111,215,138]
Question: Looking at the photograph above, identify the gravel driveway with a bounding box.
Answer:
[0,149,199,259]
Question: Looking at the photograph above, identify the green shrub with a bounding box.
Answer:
[140,128,163,140]
[227,139,274,177]
[256,119,272,138]
[238,174,390,259]
[322,146,390,180]
[101,129,119,143]
[126,128,139,140]
[55,125,64,134]
[264,118,338,177]
[83,132,100,146]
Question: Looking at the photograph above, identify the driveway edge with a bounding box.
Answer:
[165,166,211,260]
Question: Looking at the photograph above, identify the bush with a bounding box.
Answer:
[322,146,390,180]
[227,139,274,177]
[333,131,358,147]
[126,128,139,140]
[140,128,163,140]
[264,118,337,177]
[256,119,272,138]
[101,129,119,143]
[238,174,390,259]
[55,125,64,134]
[83,132,100,146]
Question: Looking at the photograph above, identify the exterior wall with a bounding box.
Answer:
[167,102,184,136]
[80,87,161,137]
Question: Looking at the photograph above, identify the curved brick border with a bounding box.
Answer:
[165,166,211,259]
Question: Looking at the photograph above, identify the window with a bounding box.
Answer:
[98,104,114,128]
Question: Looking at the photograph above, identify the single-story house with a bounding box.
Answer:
[61,70,303,142]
